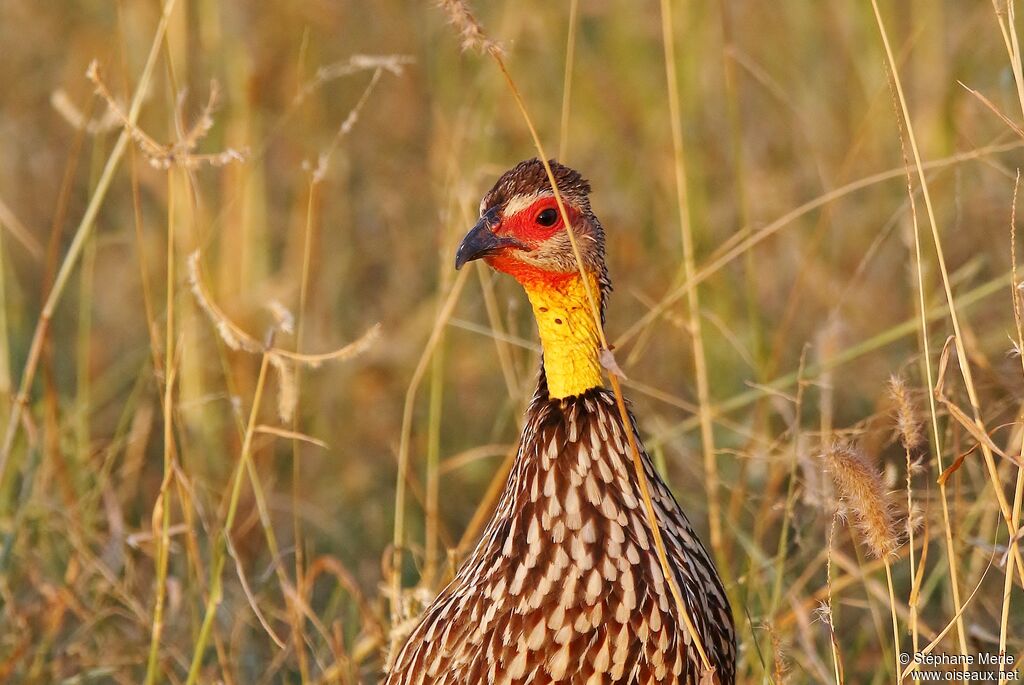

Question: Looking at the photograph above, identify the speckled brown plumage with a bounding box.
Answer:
[386,161,736,684]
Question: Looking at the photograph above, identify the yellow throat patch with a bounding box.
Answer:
[523,272,604,400]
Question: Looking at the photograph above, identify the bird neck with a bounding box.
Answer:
[522,271,604,400]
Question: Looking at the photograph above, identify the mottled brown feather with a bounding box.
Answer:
[386,161,736,684]
[386,383,736,684]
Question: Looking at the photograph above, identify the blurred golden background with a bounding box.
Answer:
[0,0,1023,682]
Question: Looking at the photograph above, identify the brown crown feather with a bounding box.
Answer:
[481,158,594,215]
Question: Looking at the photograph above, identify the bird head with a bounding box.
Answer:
[455,159,605,287]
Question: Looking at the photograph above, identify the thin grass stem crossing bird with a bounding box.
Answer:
[387,159,736,684]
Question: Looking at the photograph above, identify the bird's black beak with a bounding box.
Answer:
[455,207,519,270]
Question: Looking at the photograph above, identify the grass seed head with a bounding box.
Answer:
[437,0,503,56]
[824,442,900,559]
[888,374,923,451]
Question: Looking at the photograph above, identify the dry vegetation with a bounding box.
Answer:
[0,0,1023,683]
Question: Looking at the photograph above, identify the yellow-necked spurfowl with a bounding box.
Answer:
[387,159,736,684]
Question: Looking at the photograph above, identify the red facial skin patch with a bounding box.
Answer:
[485,197,580,288]
[496,196,573,243]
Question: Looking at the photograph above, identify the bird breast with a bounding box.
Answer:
[386,389,734,684]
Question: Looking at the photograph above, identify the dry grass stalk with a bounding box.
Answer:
[823,439,905,679]
[187,250,379,422]
[658,0,724,570]
[9,3,1024,682]
[433,0,715,673]
[186,231,382,679]
[283,57,409,670]
[0,0,178,491]
[763,622,790,684]
[992,25,1024,672]
[899,561,997,680]
[824,443,899,560]
[873,0,1024,609]
[387,266,471,664]
[0,194,43,260]
[872,1,973,661]
[310,66,388,184]
[822,516,845,685]
[87,61,247,170]
[890,372,924,659]
[50,88,120,135]
[558,0,580,161]
[934,337,1024,474]
[613,140,1024,359]
[960,79,1024,139]
[146,155,186,685]
[184,351,273,685]
[1003,167,1024,675]
[295,54,413,106]
[254,425,328,449]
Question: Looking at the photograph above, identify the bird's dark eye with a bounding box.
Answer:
[535,208,559,227]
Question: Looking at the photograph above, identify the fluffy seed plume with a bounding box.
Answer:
[888,374,922,451]
[824,442,900,559]
[269,355,298,423]
[906,501,925,538]
[437,0,503,55]
[813,601,834,628]
[762,623,790,684]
